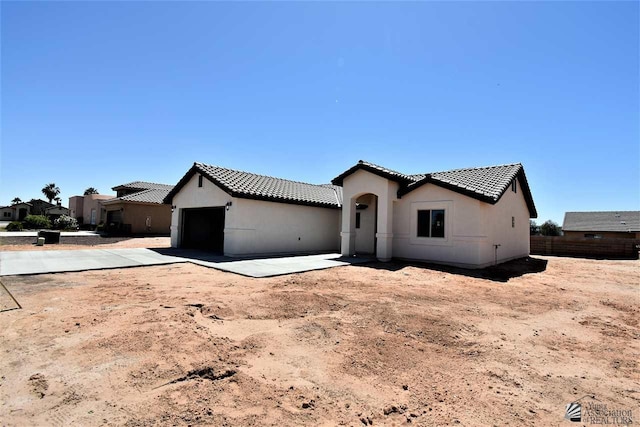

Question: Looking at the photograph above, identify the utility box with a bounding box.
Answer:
[38,230,60,244]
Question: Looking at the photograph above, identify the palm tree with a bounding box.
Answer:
[84,187,99,195]
[42,183,61,203]
[11,197,22,205]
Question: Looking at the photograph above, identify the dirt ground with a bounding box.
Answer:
[0,249,637,426]
[0,236,171,251]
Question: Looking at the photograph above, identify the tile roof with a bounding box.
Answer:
[115,188,173,204]
[416,163,524,202]
[332,160,537,217]
[104,182,174,205]
[562,211,640,232]
[165,163,344,209]
[112,181,174,191]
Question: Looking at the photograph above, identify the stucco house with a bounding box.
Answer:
[102,181,173,235]
[562,211,640,239]
[334,161,537,268]
[0,202,31,221]
[165,160,537,268]
[164,163,341,254]
[69,194,114,227]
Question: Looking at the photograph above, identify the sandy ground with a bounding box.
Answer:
[0,253,638,426]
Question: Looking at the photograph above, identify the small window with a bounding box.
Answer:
[198,175,203,187]
[512,179,517,193]
[355,212,361,229]
[417,209,445,238]
[512,216,515,228]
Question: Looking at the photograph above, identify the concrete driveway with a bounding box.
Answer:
[0,249,372,278]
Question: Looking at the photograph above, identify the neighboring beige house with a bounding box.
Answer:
[102,182,173,235]
[0,205,17,220]
[165,160,537,268]
[69,194,113,226]
[0,202,33,221]
[562,211,640,239]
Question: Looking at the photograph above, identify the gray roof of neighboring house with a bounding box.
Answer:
[165,163,343,209]
[562,211,640,233]
[112,181,174,191]
[332,160,537,218]
[105,181,174,205]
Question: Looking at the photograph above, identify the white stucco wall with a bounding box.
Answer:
[226,198,340,256]
[481,180,531,265]
[392,180,531,268]
[170,173,341,256]
[341,169,399,261]
[170,173,232,248]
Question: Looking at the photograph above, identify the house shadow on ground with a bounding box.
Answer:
[357,256,548,283]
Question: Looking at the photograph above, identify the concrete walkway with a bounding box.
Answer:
[0,248,372,278]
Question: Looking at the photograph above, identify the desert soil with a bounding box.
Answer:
[0,244,637,426]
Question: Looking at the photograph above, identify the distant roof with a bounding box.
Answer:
[165,163,343,209]
[563,211,640,233]
[112,181,174,191]
[104,181,174,205]
[332,160,537,218]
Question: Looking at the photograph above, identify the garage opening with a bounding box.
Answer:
[180,207,225,252]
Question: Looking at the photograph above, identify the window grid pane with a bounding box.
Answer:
[417,210,431,237]
[431,209,445,238]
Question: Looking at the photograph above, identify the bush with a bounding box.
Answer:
[540,220,561,236]
[54,215,78,230]
[23,215,52,230]
[5,221,23,232]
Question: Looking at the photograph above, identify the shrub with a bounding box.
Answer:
[540,220,561,236]
[5,221,23,232]
[54,215,78,230]
[23,215,52,230]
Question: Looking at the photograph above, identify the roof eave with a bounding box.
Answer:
[163,163,234,204]
[332,162,413,186]
[229,192,341,209]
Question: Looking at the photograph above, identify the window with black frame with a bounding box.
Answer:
[417,209,445,238]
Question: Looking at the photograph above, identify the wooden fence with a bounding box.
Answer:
[530,236,640,259]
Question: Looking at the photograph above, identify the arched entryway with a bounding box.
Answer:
[338,167,398,262]
[354,194,377,255]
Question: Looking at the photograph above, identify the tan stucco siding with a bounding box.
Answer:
[82,195,112,225]
[106,202,171,234]
[69,196,84,220]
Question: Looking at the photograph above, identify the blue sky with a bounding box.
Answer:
[1,1,638,224]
